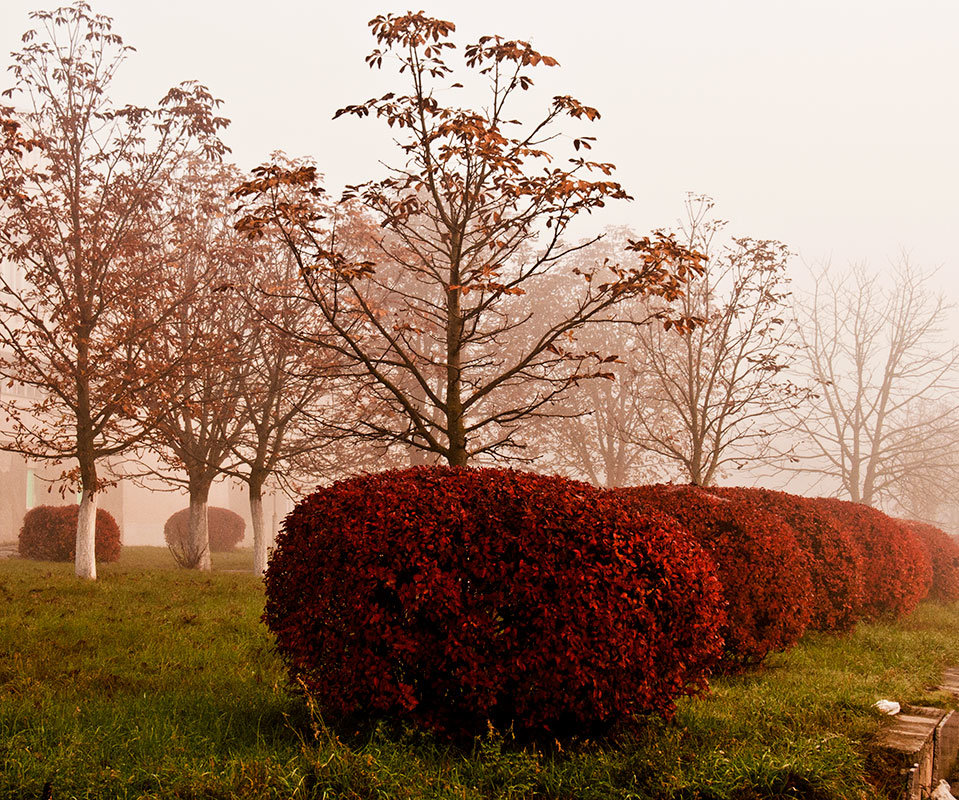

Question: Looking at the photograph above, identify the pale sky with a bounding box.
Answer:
[1,0,956,293]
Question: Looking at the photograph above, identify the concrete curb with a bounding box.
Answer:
[874,668,959,799]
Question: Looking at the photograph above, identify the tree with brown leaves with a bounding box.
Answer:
[136,158,254,571]
[233,12,703,466]
[0,3,227,579]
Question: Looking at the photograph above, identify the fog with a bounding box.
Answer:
[1,0,954,285]
[0,0,957,536]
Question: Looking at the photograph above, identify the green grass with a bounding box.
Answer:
[2,547,959,799]
[92,545,262,573]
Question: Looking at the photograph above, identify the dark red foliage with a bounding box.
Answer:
[900,520,959,604]
[707,487,863,632]
[616,484,812,667]
[18,504,122,563]
[263,466,726,741]
[164,506,246,553]
[812,498,931,619]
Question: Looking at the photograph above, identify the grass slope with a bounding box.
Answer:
[1,547,958,799]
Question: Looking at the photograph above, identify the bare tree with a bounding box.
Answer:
[628,196,806,486]
[233,12,704,467]
[527,350,683,487]
[889,400,959,523]
[790,258,959,507]
[0,4,226,579]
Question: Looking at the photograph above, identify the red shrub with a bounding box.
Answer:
[264,466,726,741]
[18,505,122,562]
[616,484,812,667]
[707,487,863,632]
[164,506,246,553]
[813,498,931,619]
[900,520,959,604]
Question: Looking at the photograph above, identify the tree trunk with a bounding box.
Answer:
[75,484,98,580]
[250,478,268,576]
[188,483,212,571]
[445,251,468,467]
[447,418,467,466]
[75,348,98,579]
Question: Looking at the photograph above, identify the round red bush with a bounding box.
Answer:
[18,504,122,562]
[707,487,863,632]
[616,484,812,667]
[813,498,931,619]
[264,466,726,741]
[164,506,245,553]
[900,520,959,604]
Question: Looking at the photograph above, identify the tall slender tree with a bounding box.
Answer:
[228,238,361,575]
[0,3,227,579]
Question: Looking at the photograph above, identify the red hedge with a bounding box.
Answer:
[18,505,122,563]
[164,506,246,553]
[901,520,959,604]
[813,498,931,619]
[616,484,812,667]
[264,466,726,741]
[707,487,863,632]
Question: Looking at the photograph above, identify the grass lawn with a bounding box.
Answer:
[2,546,959,799]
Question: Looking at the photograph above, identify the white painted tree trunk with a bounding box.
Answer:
[75,488,98,580]
[250,488,267,576]
[188,492,211,571]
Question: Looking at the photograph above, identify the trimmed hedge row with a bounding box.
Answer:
[264,467,726,741]
[700,489,942,624]
[706,487,862,632]
[812,497,931,620]
[18,504,122,563]
[901,520,959,604]
[615,484,813,667]
[263,467,956,742]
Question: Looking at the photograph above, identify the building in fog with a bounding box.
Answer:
[0,453,293,548]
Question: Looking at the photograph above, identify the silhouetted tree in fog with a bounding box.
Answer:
[227,192,370,574]
[523,230,684,487]
[790,259,959,507]
[628,196,806,486]
[890,399,959,523]
[140,159,252,571]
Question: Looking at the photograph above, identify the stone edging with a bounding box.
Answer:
[874,668,959,799]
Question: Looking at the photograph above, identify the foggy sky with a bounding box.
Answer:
[0,0,955,294]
